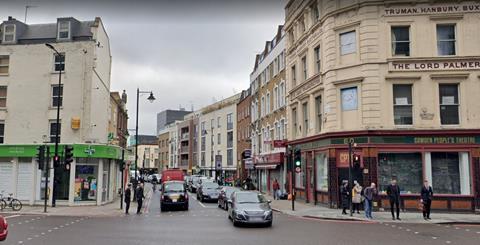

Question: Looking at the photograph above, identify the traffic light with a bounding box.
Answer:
[294,148,301,167]
[353,154,361,169]
[64,145,74,170]
[53,155,60,168]
[36,145,46,170]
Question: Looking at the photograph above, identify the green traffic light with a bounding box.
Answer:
[295,160,301,166]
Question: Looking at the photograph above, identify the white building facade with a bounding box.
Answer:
[0,17,122,206]
[196,94,240,181]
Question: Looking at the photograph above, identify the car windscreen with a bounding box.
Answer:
[225,187,237,196]
[163,183,185,193]
[236,193,267,204]
[202,182,219,189]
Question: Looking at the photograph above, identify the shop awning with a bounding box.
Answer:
[254,164,278,169]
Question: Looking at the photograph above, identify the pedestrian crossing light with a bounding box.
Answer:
[36,145,46,170]
[294,148,301,167]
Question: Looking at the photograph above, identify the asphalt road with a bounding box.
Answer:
[2,190,480,245]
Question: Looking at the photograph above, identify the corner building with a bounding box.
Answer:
[285,0,480,211]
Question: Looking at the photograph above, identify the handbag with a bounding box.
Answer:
[417,200,424,211]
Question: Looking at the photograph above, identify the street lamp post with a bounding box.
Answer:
[134,88,155,193]
[348,138,357,217]
[45,43,63,207]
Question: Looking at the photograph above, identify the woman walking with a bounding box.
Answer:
[352,180,363,214]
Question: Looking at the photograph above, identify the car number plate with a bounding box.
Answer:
[172,199,177,203]
[250,217,263,222]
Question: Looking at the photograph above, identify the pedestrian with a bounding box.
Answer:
[351,180,363,214]
[136,182,145,214]
[340,180,350,215]
[420,180,433,220]
[272,178,280,200]
[124,183,132,214]
[386,178,401,220]
[363,183,377,219]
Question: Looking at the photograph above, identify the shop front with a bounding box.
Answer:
[253,152,286,196]
[289,130,480,212]
[0,144,123,206]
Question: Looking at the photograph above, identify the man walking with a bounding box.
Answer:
[272,178,280,200]
[136,183,145,214]
[363,183,377,219]
[386,179,401,220]
[124,183,132,214]
[420,180,433,220]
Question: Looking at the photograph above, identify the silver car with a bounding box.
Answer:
[227,191,272,227]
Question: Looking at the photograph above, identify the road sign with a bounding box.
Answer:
[244,159,254,170]
[295,166,301,173]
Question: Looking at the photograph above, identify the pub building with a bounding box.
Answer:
[288,131,480,212]
[284,0,480,212]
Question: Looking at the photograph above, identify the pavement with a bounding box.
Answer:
[265,194,480,224]
[1,187,480,245]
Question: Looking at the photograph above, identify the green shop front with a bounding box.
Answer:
[0,144,123,206]
[288,130,480,212]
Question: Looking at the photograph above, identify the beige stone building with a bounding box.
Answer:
[157,131,169,173]
[285,0,480,211]
[250,26,288,195]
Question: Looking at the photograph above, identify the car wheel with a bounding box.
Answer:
[266,221,272,227]
[233,219,240,227]
[161,205,166,212]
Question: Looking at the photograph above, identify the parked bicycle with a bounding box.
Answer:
[0,191,22,211]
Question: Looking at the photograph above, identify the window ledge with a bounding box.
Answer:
[0,73,9,76]
[0,107,6,111]
[429,14,463,20]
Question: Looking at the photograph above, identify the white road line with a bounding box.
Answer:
[34,235,39,238]
[476,231,480,234]
[465,229,470,232]
[414,232,419,234]
[18,241,23,244]
[41,232,45,235]
[3,214,21,219]
[27,238,32,241]
[446,241,451,244]
[48,230,52,232]
[406,229,411,232]
[18,222,22,225]
[198,201,206,208]
[432,237,438,240]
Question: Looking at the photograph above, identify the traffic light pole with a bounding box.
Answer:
[44,146,50,213]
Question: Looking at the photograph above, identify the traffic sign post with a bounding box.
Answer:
[215,155,222,182]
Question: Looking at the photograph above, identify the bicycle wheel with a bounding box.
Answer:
[0,199,6,210]
[11,199,22,211]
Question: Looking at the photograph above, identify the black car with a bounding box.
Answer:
[196,181,220,202]
[160,181,189,211]
[218,186,239,210]
[227,191,272,227]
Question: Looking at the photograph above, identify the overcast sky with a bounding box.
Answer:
[1,0,286,135]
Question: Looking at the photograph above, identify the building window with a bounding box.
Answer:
[261,96,265,117]
[201,137,206,151]
[291,65,296,87]
[273,86,278,110]
[0,86,7,108]
[314,46,320,74]
[301,56,307,81]
[315,96,322,132]
[292,108,297,138]
[302,103,308,136]
[52,85,63,107]
[279,82,285,107]
[439,84,459,125]
[201,121,206,135]
[431,152,470,194]
[3,24,15,43]
[211,134,214,146]
[266,93,270,114]
[378,153,423,194]
[315,153,328,191]
[340,31,356,55]
[217,116,221,128]
[201,152,205,166]
[299,19,305,34]
[49,120,61,143]
[227,149,233,166]
[0,56,9,74]
[311,2,320,23]
[58,21,70,39]
[227,131,233,148]
[437,24,456,56]
[227,113,233,130]
[0,121,4,143]
[393,84,413,125]
[217,133,221,144]
[54,54,65,72]
[280,119,285,140]
[211,119,214,129]
[341,87,358,111]
[391,26,410,56]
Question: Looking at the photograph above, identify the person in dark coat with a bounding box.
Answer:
[340,180,350,215]
[136,183,145,214]
[386,179,401,220]
[124,183,132,214]
[420,180,433,220]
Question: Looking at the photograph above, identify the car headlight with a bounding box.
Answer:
[264,210,272,216]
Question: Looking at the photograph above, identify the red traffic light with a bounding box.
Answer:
[54,156,60,162]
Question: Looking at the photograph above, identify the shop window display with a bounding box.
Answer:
[378,153,422,194]
[74,165,98,201]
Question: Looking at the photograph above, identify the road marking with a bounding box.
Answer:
[18,241,23,244]
[18,222,22,224]
[34,235,39,238]
[48,230,52,232]
[465,229,470,232]
[414,232,419,234]
[41,232,45,235]
[446,241,451,244]
[27,238,32,240]
[3,214,21,219]
[406,229,411,232]
[198,201,206,208]
[455,227,460,230]
[432,237,438,240]
[476,231,480,234]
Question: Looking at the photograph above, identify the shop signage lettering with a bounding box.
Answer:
[413,137,476,144]
[390,60,480,71]
[384,4,480,16]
